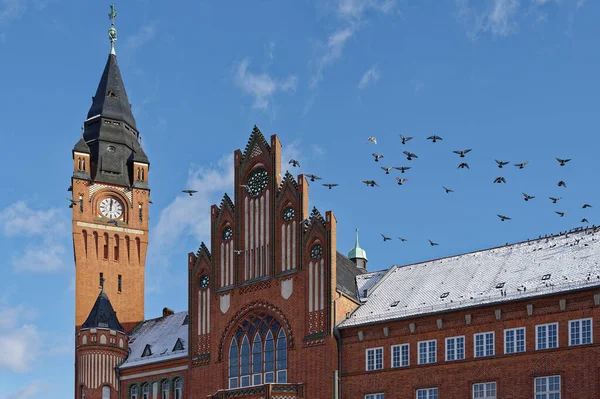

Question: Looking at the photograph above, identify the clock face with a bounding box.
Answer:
[99,198,123,219]
[310,244,323,260]
[246,168,269,197]
[222,226,233,241]
[200,275,210,289]
[282,207,295,222]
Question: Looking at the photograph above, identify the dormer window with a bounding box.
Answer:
[173,338,185,352]
[182,314,189,325]
[142,344,152,357]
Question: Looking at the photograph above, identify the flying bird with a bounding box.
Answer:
[398,237,407,242]
[322,183,339,189]
[305,174,321,182]
[549,197,561,204]
[67,185,73,192]
[381,234,392,242]
[233,249,245,255]
[494,177,506,184]
[394,166,411,174]
[522,193,535,201]
[582,204,592,209]
[555,211,566,217]
[395,177,408,185]
[582,218,590,224]
[107,219,119,226]
[457,162,469,169]
[66,198,82,208]
[381,166,394,174]
[362,180,379,187]
[182,189,198,196]
[289,159,300,167]
[428,239,439,246]
[372,153,384,162]
[497,214,511,221]
[403,151,418,161]
[514,161,529,169]
[400,135,413,145]
[443,186,454,193]
[366,136,377,144]
[495,160,510,168]
[427,135,443,143]
[557,180,567,188]
[453,149,472,158]
[556,158,571,166]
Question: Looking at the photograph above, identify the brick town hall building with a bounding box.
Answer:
[72,11,600,399]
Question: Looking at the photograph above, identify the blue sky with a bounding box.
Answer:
[0,0,598,397]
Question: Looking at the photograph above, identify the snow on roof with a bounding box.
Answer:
[119,311,188,369]
[340,228,600,328]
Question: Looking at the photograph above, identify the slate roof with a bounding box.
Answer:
[87,54,136,129]
[119,311,188,369]
[81,289,124,332]
[339,228,600,328]
[73,136,90,154]
[336,251,365,297]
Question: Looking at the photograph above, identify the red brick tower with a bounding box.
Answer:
[70,5,149,335]
[75,285,129,399]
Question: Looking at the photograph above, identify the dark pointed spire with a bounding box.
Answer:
[86,54,136,129]
[82,289,124,332]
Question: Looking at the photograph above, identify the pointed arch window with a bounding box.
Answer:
[228,312,289,389]
[141,383,150,399]
[130,385,139,399]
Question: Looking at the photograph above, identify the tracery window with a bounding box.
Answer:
[228,312,288,389]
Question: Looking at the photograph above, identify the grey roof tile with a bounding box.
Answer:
[81,290,124,332]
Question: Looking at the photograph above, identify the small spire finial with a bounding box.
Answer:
[100,275,105,291]
[108,4,118,55]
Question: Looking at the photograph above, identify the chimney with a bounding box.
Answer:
[162,307,174,317]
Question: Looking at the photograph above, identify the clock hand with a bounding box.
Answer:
[110,199,113,211]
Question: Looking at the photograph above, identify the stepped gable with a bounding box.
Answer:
[340,228,600,328]
[278,171,299,192]
[219,193,235,212]
[81,289,124,332]
[309,207,326,226]
[119,311,188,369]
[195,242,211,261]
[241,125,271,160]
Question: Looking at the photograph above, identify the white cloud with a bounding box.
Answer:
[0,201,69,272]
[457,0,520,40]
[358,65,381,89]
[0,201,63,237]
[12,242,66,272]
[0,0,27,25]
[5,380,50,399]
[0,324,41,373]
[235,59,298,110]
[126,21,158,51]
[0,304,36,329]
[152,155,235,249]
[310,0,395,88]
[281,140,303,175]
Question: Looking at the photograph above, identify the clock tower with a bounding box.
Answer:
[71,8,149,334]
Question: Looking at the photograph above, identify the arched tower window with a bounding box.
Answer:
[161,380,170,399]
[82,230,88,257]
[93,232,99,258]
[114,235,119,261]
[102,385,110,399]
[82,335,87,345]
[100,334,107,344]
[125,236,131,262]
[103,233,109,260]
[141,168,145,182]
[130,385,138,399]
[78,158,82,171]
[137,167,141,181]
[228,312,288,389]
[82,158,86,171]
[174,378,183,399]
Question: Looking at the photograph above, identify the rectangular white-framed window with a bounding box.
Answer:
[504,327,526,354]
[473,382,496,398]
[416,387,438,399]
[569,318,592,346]
[445,336,465,361]
[536,323,558,350]
[365,394,385,399]
[474,331,494,358]
[366,347,384,371]
[418,340,437,364]
[391,343,409,368]
[534,375,560,399]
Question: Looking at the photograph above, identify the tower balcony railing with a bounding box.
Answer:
[209,383,304,399]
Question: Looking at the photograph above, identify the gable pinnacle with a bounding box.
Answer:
[108,4,118,55]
